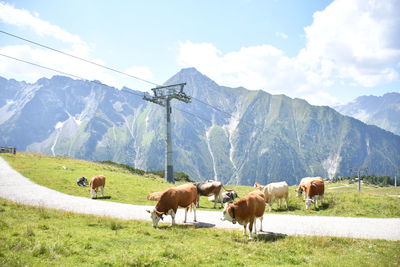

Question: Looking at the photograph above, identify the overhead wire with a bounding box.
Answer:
[0,30,160,86]
[0,53,147,98]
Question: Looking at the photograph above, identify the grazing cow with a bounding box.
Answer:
[254,181,289,211]
[146,183,197,228]
[221,190,266,240]
[304,180,325,209]
[295,177,324,198]
[76,176,88,187]
[208,190,239,204]
[89,175,106,199]
[194,181,223,208]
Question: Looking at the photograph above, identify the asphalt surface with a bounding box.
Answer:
[1,156,399,241]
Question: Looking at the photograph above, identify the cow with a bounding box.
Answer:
[295,177,324,198]
[146,183,197,228]
[147,191,165,201]
[89,175,106,199]
[254,181,289,211]
[221,190,266,240]
[76,176,88,187]
[208,190,239,204]
[303,180,325,210]
[194,181,223,208]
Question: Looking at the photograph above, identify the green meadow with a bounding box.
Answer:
[0,198,399,267]
[2,152,400,218]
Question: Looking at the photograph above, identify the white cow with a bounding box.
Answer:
[255,181,289,211]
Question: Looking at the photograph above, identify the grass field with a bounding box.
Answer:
[0,198,399,267]
[2,152,400,218]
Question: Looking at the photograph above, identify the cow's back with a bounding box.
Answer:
[90,175,106,189]
[264,181,288,199]
[235,192,265,222]
[306,180,325,197]
[158,183,197,211]
[175,183,197,207]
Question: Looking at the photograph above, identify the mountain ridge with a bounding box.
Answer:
[1,69,399,185]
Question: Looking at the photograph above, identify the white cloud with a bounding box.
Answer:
[177,0,400,106]
[275,32,288,39]
[0,2,153,91]
[299,0,400,87]
[177,41,331,105]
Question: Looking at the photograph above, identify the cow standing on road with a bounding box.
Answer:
[221,190,266,240]
[146,183,197,228]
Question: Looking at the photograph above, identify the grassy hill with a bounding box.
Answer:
[1,198,399,266]
[2,152,400,217]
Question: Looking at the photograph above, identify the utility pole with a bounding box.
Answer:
[350,167,368,192]
[143,83,191,183]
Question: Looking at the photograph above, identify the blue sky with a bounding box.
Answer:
[0,0,399,105]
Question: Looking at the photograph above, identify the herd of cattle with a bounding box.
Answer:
[77,175,325,239]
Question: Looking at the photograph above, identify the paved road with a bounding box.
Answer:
[1,156,399,241]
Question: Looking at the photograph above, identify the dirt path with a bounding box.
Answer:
[1,156,399,241]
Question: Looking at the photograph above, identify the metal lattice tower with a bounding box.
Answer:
[143,83,191,183]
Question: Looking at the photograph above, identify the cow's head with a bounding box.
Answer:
[221,203,236,224]
[295,186,304,197]
[146,209,164,228]
[305,198,312,209]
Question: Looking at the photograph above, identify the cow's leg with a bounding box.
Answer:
[193,203,197,222]
[285,197,289,209]
[196,194,200,208]
[100,186,104,197]
[248,220,254,240]
[213,194,217,209]
[253,219,257,234]
[184,207,189,223]
[279,198,282,209]
[268,202,272,212]
[259,216,263,232]
[91,188,96,198]
[170,210,176,226]
[243,223,247,236]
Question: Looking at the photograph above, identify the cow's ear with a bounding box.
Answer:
[146,209,151,213]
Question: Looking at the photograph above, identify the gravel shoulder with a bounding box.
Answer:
[1,156,399,241]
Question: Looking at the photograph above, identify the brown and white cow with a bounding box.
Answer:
[194,181,223,208]
[303,180,325,209]
[146,183,197,228]
[89,175,106,199]
[254,181,289,211]
[295,177,323,198]
[221,190,266,240]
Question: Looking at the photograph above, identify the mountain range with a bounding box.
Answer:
[334,93,400,136]
[1,68,399,185]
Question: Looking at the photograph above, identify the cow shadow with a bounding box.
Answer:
[255,231,287,243]
[92,196,112,199]
[158,222,215,230]
[271,205,300,212]
[157,222,215,230]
